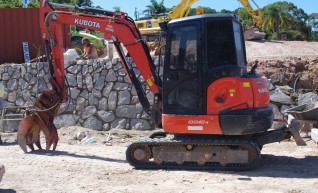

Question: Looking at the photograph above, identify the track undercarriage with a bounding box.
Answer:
[126,137,261,171]
[126,126,296,170]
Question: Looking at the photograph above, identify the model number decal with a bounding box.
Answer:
[258,88,268,93]
[105,24,114,32]
[188,120,209,125]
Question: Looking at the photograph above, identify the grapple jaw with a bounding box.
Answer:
[46,123,58,151]
[17,85,62,153]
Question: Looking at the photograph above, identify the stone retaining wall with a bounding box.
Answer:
[0,57,162,132]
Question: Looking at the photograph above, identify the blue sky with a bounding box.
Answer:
[92,0,317,20]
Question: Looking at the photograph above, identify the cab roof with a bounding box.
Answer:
[168,13,242,25]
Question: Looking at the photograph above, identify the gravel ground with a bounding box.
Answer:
[0,127,318,193]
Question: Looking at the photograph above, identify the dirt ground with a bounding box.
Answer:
[245,40,318,60]
[0,127,318,193]
[1,40,318,193]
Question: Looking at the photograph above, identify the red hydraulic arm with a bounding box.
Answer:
[39,0,162,115]
[17,0,163,153]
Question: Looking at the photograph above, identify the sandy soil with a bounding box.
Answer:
[245,40,318,60]
[110,40,318,60]
[0,127,318,193]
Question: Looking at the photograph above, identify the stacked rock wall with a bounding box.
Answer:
[0,57,162,131]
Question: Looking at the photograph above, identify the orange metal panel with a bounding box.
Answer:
[162,114,223,134]
[206,77,254,114]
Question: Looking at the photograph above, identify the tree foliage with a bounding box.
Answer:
[143,0,166,15]
[261,2,291,39]
[308,13,318,41]
[261,1,313,40]
[27,2,39,8]
[219,9,233,14]
[0,0,23,8]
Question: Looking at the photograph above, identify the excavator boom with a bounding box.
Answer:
[17,0,162,153]
[135,0,199,36]
[239,0,263,27]
[238,0,266,40]
[166,0,199,20]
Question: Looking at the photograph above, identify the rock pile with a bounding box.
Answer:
[249,57,318,130]
[269,87,318,129]
[248,57,318,90]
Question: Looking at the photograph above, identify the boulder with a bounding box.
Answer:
[111,119,126,129]
[54,114,79,129]
[270,103,285,130]
[81,106,97,119]
[83,116,103,131]
[298,92,318,105]
[270,88,292,105]
[97,110,115,122]
[66,74,77,87]
[115,105,137,118]
[130,119,152,130]
[118,90,130,105]
[108,91,118,111]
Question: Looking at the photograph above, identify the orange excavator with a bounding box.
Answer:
[17,0,300,170]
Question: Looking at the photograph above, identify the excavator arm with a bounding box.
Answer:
[238,0,263,28]
[166,0,199,20]
[17,0,162,152]
[135,0,199,37]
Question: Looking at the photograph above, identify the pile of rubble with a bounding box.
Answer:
[248,57,318,89]
[257,57,318,142]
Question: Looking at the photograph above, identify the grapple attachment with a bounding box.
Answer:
[17,79,62,153]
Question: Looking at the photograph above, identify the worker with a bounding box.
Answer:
[0,82,3,109]
[81,38,98,59]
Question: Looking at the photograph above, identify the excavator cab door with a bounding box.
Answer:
[163,22,202,115]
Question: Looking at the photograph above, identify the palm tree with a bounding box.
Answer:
[262,2,291,39]
[143,0,166,16]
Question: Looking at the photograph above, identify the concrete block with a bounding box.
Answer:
[311,128,318,143]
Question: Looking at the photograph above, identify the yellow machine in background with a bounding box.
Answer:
[135,0,199,39]
[238,0,266,40]
[136,0,265,48]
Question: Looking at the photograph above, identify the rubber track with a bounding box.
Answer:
[126,138,261,171]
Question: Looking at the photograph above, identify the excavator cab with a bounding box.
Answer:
[163,14,246,115]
